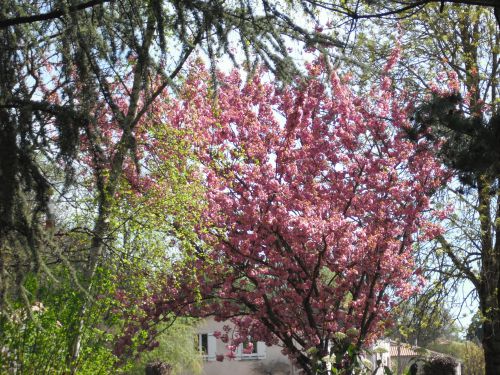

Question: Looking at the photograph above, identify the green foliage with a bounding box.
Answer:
[0,268,121,374]
[126,318,203,375]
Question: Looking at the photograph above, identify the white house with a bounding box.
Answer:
[187,318,297,375]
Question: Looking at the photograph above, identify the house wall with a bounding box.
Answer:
[183,318,297,375]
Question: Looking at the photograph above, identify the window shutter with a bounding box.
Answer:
[207,334,216,361]
[256,341,266,359]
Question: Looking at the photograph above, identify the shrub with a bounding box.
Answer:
[422,355,458,375]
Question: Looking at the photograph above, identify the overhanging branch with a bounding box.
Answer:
[0,0,111,29]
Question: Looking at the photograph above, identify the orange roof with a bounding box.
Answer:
[387,341,461,362]
[389,343,420,357]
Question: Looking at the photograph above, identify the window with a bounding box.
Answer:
[198,333,208,355]
[242,340,258,356]
[238,338,266,360]
[197,333,216,361]
[196,332,266,361]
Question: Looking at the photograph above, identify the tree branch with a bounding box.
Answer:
[436,234,481,289]
[0,0,111,29]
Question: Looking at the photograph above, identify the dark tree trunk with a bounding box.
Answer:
[475,171,500,375]
[482,317,500,375]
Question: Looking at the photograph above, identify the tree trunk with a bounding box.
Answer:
[477,172,500,375]
[66,13,157,371]
[482,318,500,375]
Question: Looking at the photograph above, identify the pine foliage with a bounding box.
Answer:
[410,94,500,186]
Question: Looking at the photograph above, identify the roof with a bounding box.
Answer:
[389,343,420,357]
[388,341,461,362]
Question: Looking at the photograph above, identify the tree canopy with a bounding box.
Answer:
[115,57,448,373]
[1,0,500,374]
